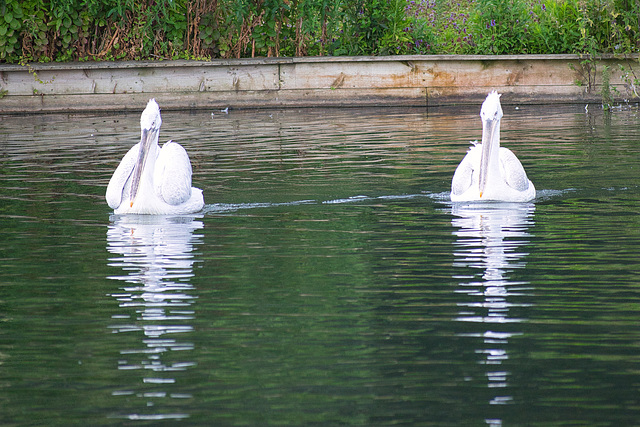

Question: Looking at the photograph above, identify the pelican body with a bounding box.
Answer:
[451,91,535,202]
[106,99,204,214]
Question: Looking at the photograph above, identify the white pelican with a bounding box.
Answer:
[106,99,204,214]
[451,91,535,202]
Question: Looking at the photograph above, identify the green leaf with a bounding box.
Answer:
[0,26,6,36]
[4,12,13,24]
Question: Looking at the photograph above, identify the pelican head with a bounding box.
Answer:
[129,99,162,207]
[480,91,503,123]
[140,98,162,134]
[478,91,503,198]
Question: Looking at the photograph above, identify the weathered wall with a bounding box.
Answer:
[0,55,637,113]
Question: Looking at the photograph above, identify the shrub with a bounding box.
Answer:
[0,0,638,63]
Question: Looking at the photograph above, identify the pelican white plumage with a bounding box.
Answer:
[451,91,535,202]
[106,99,204,214]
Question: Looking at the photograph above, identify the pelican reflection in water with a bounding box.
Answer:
[106,99,204,214]
[451,91,535,202]
[451,202,535,406]
[106,214,203,419]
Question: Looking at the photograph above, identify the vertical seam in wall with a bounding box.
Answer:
[277,63,281,91]
[425,86,429,108]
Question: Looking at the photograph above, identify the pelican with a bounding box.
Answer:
[450,91,535,202]
[106,99,204,214]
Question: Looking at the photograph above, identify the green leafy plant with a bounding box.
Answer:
[470,0,532,54]
[528,0,581,54]
[0,0,638,63]
[0,0,24,61]
[601,64,613,110]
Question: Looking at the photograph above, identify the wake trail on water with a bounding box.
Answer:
[201,188,586,214]
[202,193,435,214]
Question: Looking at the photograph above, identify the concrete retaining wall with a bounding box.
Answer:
[0,54,638,113]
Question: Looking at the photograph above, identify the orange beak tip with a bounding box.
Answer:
[130,201,134,208]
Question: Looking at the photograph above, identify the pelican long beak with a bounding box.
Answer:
[478,118,499,198]
[129,128,155,208]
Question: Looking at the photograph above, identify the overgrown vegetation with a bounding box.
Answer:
[0,0,638,62]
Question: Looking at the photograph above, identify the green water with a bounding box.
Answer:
[1,105,640,425]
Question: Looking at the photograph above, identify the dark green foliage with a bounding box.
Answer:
[470,0,533,54]
[0,0,638,63]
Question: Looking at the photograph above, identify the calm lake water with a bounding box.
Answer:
[1,103,640,425]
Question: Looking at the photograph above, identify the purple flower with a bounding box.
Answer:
[542,3,546,11]
[491,19,496,27]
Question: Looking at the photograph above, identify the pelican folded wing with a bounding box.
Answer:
[106,143,139,210]
[499,147,531,192]
[154,141,194,206]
